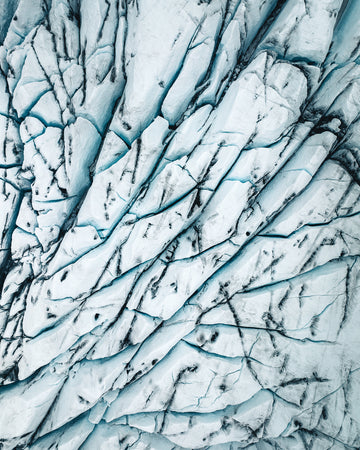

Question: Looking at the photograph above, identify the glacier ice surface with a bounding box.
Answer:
[0,0,360,449]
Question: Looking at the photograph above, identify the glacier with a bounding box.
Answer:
[0,0,360,448]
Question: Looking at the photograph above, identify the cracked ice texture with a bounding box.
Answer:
[0,0,360,448]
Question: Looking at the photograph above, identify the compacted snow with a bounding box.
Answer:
[0,0,359,448]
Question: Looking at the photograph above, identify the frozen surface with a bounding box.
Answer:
[0,0,360,448]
